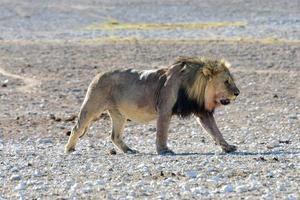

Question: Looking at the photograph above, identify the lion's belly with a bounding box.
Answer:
[118,103,157,123]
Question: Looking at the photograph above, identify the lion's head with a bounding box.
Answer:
[172,57,240,117]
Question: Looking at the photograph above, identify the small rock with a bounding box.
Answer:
[185,170,197,178]
[236,185,248,193]
[10,174,21,181]
[276,182,286,191]
[148,127,156,132]
[37,137,53,144]
[288,115,297,120]
[11,167,19,172]
[273,94,278,98]
[222,184,234,193]
[69,183,78,199]
[191,187,207,195]
[249,180,262,190]
[267,140,280,149]
[71,88,81,93]
[266,171,274,178]
[162,178,175,186]
[207,176,221,183]
[287,194,297,200]
[49,114,62,122]
[82,187,92,193]
[94,179,106,186]
[33,170,43,177]
[15,182,26,190]
[261,193,273,200]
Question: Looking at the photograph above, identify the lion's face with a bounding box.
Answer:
[203,64,240,110]
[211,70,240,105]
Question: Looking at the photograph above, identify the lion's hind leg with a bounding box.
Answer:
[65,102,104,153]
[109,109,138,154]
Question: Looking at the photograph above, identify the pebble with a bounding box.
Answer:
[261,192,273,200]
[148,127,156,132]
[276,182,286,191]
[94,179,106,186]
[236,185,248,193]
[185,170,198,178]
[288,115,297,120]
[33,170,43,177]
[191,187,207,195]
[287,194,297,200]
[249,180,261,190]
[82,187,93,193]
[11,167,19,173]
[10,174,21,181]
[267,140,280,149]
[71,88,81,93]
[266,171,274,178]
[222,184,234,193]
[15,182,26,191]
[207,176,221,183]
[69,183,78,198]
[162,178,175,186]
[37,137,53,144]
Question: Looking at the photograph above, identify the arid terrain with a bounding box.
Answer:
[0,0,299,199]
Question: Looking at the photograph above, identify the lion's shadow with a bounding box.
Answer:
[136,151,300,156]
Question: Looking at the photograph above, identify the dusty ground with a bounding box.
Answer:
[0,0,299,199]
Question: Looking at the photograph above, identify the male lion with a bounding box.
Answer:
[65,57,240,155]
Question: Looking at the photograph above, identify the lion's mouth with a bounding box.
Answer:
[220,99,230,105]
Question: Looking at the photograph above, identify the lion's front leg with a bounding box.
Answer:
[156,113,175,155]
[197,112,237,153]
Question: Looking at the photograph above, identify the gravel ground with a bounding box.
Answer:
[1,0,300,199]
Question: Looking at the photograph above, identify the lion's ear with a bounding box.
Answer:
[202,67,212,77]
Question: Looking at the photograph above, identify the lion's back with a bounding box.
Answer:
[95,68,165,121]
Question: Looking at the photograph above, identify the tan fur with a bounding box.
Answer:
[65,57,240,155]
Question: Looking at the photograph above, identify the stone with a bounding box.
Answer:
[222,184,234,193]
[10,174,21,181]
[236,185,248,193]
[37,137,53,144]
[185,170,198,178]
[15,182,26,190]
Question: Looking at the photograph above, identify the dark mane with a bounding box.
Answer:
[172,87,205,118]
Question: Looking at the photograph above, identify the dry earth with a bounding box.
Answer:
[0,0,299,199]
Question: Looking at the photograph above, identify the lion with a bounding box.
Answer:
[65,57,240,155]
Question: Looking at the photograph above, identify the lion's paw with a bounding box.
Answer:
[65,145,75,154]
[222,144,237,153]
[158,149,175,156]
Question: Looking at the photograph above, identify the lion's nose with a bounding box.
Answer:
[234,89,240,96]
